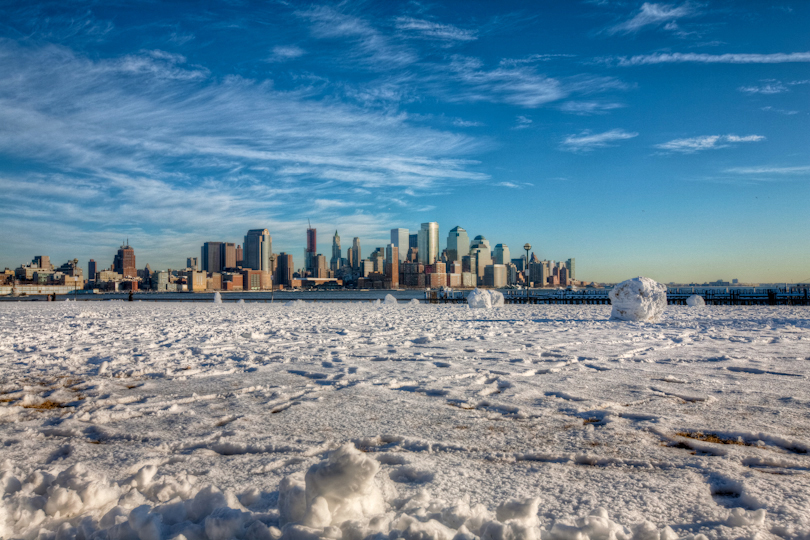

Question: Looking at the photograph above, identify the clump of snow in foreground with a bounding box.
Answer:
[467,288,505,309]
[608,277,667,322]
[385,294,398,305]
[686,295,705,307]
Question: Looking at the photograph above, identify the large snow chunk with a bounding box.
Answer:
[686,294,705,307]
[281,444,384,529]
[608,277,667,322]
[384,294,397,305]
[467,289,504,309]
[213,292,222,304]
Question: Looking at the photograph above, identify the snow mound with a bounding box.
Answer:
[237,299,245,305]
[280,444,384,528]
[286,300,305,307]
[384,294,397,305]
[686,295,705,307]
[467,289,505,309]
[608,277,667,322]
[409,298,419,305]
[213,292,222,304]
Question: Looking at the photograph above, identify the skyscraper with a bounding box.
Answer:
[469,235,492,279]
[417,222,439,265]
[223,243,237,269]
[390,228,409,262]
[386,244,399,288]
[305,226,316,275]
[113,242,136,278]
[494,244,510,265]
[88,259,97,282]
[202,242,223,273]
[186,257,198,271]
[331,231,342,271]
[276,253,293,287]
[566,258,576,280]
[409,233,418,249]
[446,226,469,263]
[243,229,272,271]
[352,237,361,270]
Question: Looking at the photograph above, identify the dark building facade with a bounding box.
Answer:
[113,243,136,278]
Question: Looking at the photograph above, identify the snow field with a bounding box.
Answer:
[0,302,809,540]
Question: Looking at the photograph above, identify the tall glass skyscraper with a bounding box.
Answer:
[494,243,510,265]
[417,222,439,265]
[390,228,409,262]
[331,231,341,271]
[446,226,469,263]
[243,229,272,271]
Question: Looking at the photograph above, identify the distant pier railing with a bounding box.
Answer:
[426,288,810,306]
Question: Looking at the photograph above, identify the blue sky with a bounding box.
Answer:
[0,1,808,283]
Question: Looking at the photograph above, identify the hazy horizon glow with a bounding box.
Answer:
[0,1,808,283]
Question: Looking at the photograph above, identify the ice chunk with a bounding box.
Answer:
[686,295,705,307]
[468,288,506,309]
[213,292,222,304]
[724,508,766,527]
[384,294,398,305]
[608,277,667,322]
[409,299,419,305]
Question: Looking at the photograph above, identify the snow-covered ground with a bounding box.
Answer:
[0,302,808,540]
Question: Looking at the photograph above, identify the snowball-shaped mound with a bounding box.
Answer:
[213,292,222,304]
[467,289,504,309]
[686,294,705,307]
[237,299,245,305]
[285,300,305,307]
[409,298,419,305]
[279,444,384,529]
[608,277,667,322]
[384,294,397,305]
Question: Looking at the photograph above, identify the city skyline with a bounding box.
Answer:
[0,2,808,282]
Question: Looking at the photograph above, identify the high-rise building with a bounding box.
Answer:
[202,242,223,273]
[446,226,469,263]
[223,243,237,270]
[484,264,507,288]
[243,229,272,271]
[186,257,199,271]
[494,244,510,265]
[88,259,97,282]
[305,227,317,274]
[315,254,327,278]
[331,231,342,271]
[566,258,576,280]
[32,256,52,270]
[390,229,409,262]
[469,236,492,279]
[386,244,399,288]
[235,246,243,267]
[113,242,137,278]
[409,234,418,249]
[417,222,439,265]
[276,253,294,287]
[529,260,551,288]
[352,237,361,270]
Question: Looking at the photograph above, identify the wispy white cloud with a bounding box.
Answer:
[761,106,799,115]
[513,116,532,129]
[725,165,810,175]
[607,2,696,35]
[739,82,787,94]
[394,17,476,43]
[559,101,625,115]
[656,134,765,153]
[267,45,305,62]
[560,129,638,152]
[611,52,810,66]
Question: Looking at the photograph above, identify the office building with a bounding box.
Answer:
[243,229,272,271]
[202,242,223,273]
[331,231,341,271]
[305,226,317,275]
[494,244,510,265]
[222,243,237,270]
[566,258,576,280]
[417,222,439,265]
[484,264,507,288]
[88,259,97,282]
[409,233,418,249]
[186,257,199,271]
[113,242,137,278]
[390,229,409,262]
[469,236,492,279]
[386,244,399,288]
[276,253,294,287]
[352,237,361,270]
[446,226,469,263]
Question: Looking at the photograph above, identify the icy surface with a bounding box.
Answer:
[1,302,809,540]
[686,295,705,307]
[609,277,668,322]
